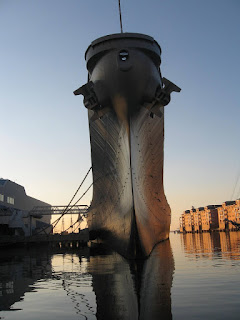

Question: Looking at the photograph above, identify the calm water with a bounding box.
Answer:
[1,232,240,319]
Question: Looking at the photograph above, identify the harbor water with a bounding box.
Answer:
[1,232,240,319]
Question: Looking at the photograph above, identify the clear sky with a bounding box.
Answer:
[1,0,240,231]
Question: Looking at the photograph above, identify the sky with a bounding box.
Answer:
[1,0,240,231]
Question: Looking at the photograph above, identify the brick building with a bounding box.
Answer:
[183,210,193,232]
[194,207,204,232]
[200,205,220,231]
[218,200,240,231]
[179,214,185,233]
[179,204,223,233]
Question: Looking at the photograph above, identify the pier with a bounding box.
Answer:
[0,202,89,247]
[0,228,89,248]
[0,177,91,248]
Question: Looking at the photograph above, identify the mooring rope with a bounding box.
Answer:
[65,167,92,211]
[32,167,92,236]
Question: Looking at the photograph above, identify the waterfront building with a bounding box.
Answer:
[225,202,237,230]
[190,208,196,232]
[179,200,240,233]
[179,214,185,233]
[218,200,240,231]
[180,204,221,233]
[0,179,51,236]
[218,201,235,230]
[184,210,193,233]
[217,203,229,231]
[194,207,203,232]
[235,200,240,225]
[201,205,220,231]
[200,207,210,231]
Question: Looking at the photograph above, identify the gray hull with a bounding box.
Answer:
[75,33,179,258]
[87,104,170,258]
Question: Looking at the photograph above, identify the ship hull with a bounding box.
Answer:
[87,104,170,258]
[130,106,171,256]
[75,33,174,259]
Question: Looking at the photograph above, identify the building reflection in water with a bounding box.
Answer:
[181,231,240,260]
[88,239,174,320]
[0,246,52,311]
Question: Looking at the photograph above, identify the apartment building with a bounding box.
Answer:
[200,205,220,231]
[179,214,185,233]
[183,210,193,232]
[194,207,204,232]
[218,200,240,231]
[179,204,224,233]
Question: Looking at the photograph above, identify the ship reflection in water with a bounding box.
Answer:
[88,240,174,320]
[1,232,240,319]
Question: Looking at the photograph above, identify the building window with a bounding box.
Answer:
[7,197,14,205]
[0,194,4,202]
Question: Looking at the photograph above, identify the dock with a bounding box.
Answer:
[0,228,89,248]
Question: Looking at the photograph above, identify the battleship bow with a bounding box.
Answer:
[74,33,180,258]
